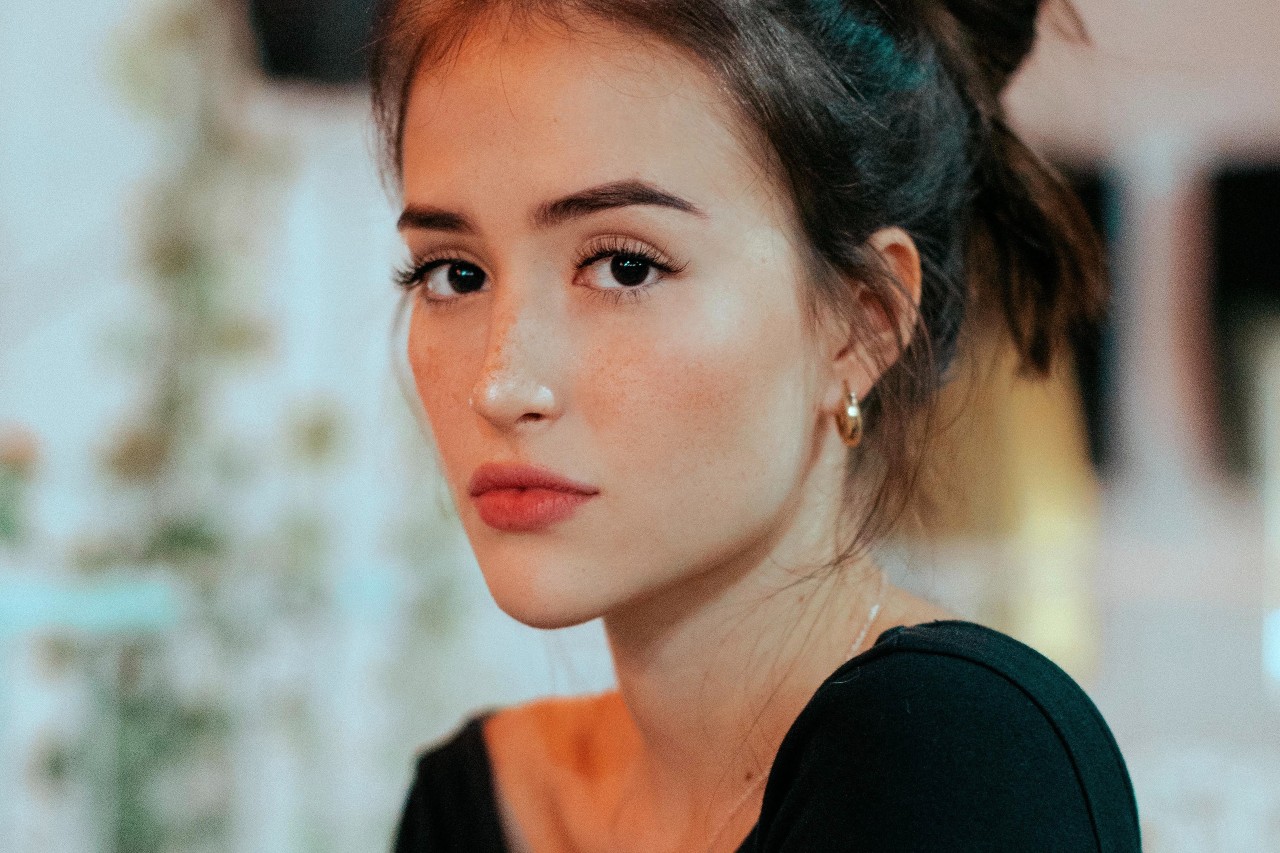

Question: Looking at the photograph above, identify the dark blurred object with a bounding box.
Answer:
[1062,165,1118,476]
[1211,165,1280,477]
[248,0,377,84]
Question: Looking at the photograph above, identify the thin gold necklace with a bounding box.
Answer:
[702,568,887,852]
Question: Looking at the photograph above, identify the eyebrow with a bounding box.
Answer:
[396,179,706,233]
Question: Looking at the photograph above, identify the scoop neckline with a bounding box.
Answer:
[473,619,994,853]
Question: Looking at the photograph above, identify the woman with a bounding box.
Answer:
[374,0,1140,850]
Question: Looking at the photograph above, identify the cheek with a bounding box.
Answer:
[407,302,480,470]
[581,333,739,458]
[580,284,816,544]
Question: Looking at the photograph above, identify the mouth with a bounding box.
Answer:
[468,462,599,532]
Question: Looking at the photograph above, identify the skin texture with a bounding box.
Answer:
[399,12,952,853]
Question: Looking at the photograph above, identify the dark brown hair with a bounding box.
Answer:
[370,0,1106,566]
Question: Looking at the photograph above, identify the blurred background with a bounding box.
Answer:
[1,0,1278,850]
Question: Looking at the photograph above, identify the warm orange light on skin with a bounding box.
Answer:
[399,12,925,847]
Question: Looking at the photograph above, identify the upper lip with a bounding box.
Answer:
[467,462,600,497]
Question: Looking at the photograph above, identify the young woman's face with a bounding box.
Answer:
[400,17,841,629]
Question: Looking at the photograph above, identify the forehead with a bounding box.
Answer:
[399,14,784,220]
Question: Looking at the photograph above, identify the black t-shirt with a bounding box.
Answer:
[393,620,1141,851]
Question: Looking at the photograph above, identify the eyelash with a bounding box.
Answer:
[392,236,686,306]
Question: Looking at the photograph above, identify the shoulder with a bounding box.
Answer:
[407,690,620,783]
[751,620,1140,852]
[480,689,635,827]
[395,692,627,853]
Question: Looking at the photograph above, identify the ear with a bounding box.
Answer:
[821,226,923,414]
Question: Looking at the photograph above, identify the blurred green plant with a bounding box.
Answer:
[109,640,233,853]
[90,2,282,851]
[61,2,469,850]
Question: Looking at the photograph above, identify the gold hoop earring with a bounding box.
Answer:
[835,383,863,448]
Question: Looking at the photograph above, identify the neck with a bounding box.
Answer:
[599,433,883,844]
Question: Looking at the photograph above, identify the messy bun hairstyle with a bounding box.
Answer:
[370,0,1106,563]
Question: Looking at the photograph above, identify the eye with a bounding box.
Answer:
[586,253,659,289]
[575,237,684,299]
[395,257,488,301]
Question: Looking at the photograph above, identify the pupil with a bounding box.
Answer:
[611,255,649,287]
[448,262,484,293]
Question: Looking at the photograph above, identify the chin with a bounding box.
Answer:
[475,549,618,630]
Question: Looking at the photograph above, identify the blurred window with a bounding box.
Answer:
[1062,165,1119,476]
[248,0,376,85]
[1211,164,1280,476]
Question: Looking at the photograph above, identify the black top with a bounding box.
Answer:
[393,620,1141,852]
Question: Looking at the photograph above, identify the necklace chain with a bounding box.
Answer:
[702,567,886,852]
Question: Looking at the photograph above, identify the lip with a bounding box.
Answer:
[468,462,599,532]
[468,462,599,497]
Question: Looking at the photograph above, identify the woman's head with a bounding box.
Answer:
[372,0,1103,627]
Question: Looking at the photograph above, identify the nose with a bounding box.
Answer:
[469,288,562,432]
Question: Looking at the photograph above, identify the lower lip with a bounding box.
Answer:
[472,488,596,532]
